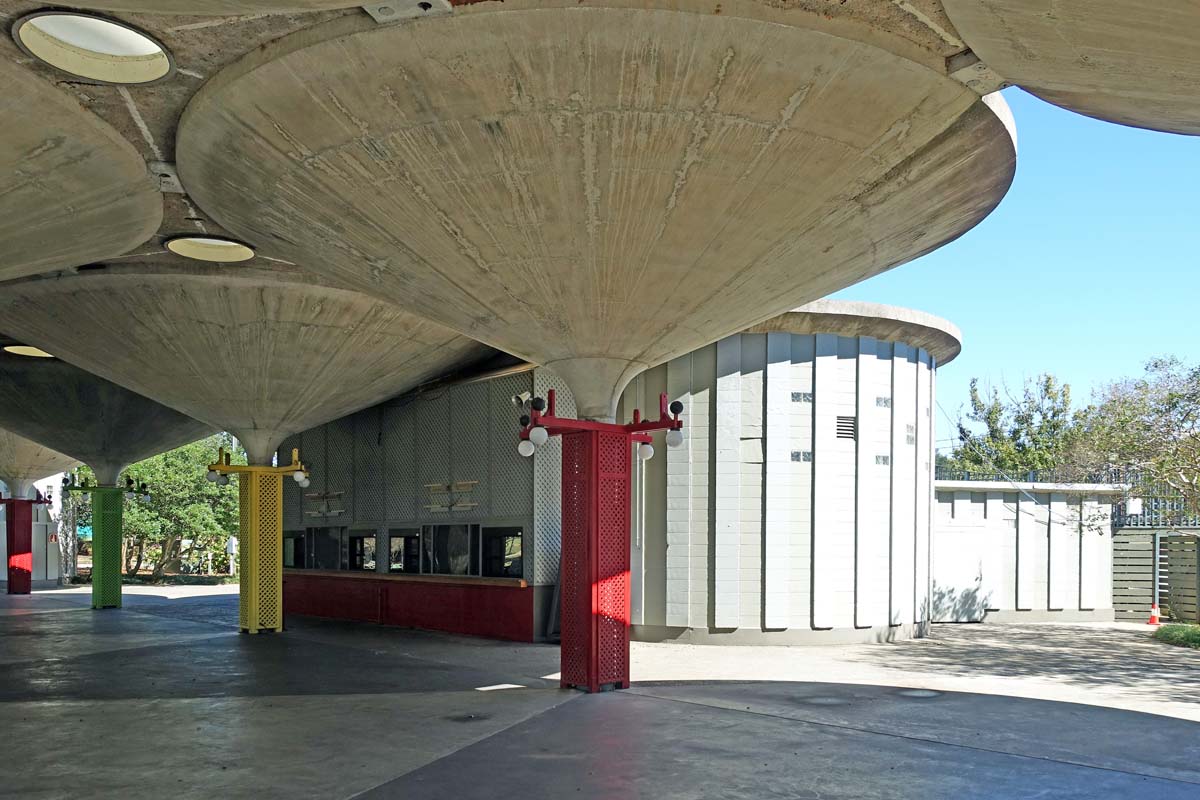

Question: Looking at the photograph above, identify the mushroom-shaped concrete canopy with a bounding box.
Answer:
[745,299,962,365]
[0,265,495,465]
[0,341,213,486]
[176,4,1017,420]
[943,0,1200,135]
[0,428,78,500]
[0,59,161,283]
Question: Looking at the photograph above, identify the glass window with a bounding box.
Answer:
[310,528,341,570]
[283,535,305,568]
[481,527,523,578]
[422,524,478,576]
[349,535,376,571]
[388,529,420,573]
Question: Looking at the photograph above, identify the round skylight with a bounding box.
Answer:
[165,236,256,263]
[3,345,54,359]
[13,13,173,85]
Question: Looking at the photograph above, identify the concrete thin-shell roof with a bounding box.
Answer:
[175,3,1015,417]
[0,265,495,464]
[0,343,213,485]
[943,0,1200,135]
[746,300,962,365]
[0,427,78,497]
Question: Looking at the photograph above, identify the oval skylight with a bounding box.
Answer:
[3,345,54,359]
[13,13,172,85]
[165,236,256,263]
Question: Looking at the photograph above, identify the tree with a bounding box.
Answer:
[942,374,1081,478]
[121,433,245,578]
[1071,358,1200,521]
[58,434,245,580]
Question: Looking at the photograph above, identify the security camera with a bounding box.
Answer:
[511,391,532,408]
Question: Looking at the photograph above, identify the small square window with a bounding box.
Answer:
[791,450,813,463]
[791,391,813,403]
[876,397,891,408]
[876,455,891,466]
[836,416,857,440]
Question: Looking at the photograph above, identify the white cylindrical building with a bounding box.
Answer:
[618,300,960,643]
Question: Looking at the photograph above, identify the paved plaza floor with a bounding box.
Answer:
[2,585,1197,799]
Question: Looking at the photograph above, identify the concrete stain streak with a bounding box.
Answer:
[891,0,965,48]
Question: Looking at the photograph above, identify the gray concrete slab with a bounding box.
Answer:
[3,588,1199,799]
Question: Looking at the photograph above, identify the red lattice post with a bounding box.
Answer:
[519,391,682,693]
[3,497,48,595]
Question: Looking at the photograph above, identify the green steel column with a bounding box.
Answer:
[91,487,124,609]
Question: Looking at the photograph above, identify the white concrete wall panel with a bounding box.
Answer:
[789,336,816,630]
[664,354,694,627]
[763,333,792,629]
[1048,493,1078,610]
[714,336,742,628]
[914,351,933,623]
[889,344,917,625]
[739,335,766,630]
[855,337,892,628]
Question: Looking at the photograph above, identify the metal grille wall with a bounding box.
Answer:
[90,489,123,609]
[279,371,536,556]
[532,368,577,585]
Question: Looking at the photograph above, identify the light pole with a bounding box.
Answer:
[518,390,683,692]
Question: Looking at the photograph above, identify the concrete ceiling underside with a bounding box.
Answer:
[176,3,1016,417]
[0,341,213,485]
[0,266,496,464]
[0,427,78,496]
[942,0,1200,136]
[0,0,1191,433]
[0,58,162,283]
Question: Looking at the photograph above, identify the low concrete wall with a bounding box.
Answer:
[932,483,1119,624]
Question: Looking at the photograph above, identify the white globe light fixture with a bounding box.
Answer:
[206,469,219,482]
[638,443,655,461]
[528,426,549,447]
[665,429,684,449]
[292,470,306,483]
[298,477,311,489]
[217,474,230,487]
[517,439,536,458]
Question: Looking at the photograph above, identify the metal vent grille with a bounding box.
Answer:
[836,415,857,440]
[559,432,589,687]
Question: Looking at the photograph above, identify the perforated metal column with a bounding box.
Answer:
[91,488,123,609]
[4,500,34,595]
[560,430,632,693]
[239,472,284,633]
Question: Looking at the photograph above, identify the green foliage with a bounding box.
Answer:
[942,374,1081,476]
[65,433,245,579]
[1073,358,1200,516]
[1153,624,1200,650]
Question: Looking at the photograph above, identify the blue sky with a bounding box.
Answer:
[832,87,1199,449]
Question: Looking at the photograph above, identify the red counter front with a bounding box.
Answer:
[282,570,536,642]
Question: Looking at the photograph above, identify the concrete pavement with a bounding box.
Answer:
[2,585,1197,799]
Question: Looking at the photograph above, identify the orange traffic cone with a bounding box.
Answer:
[1147,603,1162,626]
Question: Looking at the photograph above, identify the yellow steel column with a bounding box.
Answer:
[212,448,304,635]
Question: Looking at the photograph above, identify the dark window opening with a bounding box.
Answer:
[482,527,523,578]
[310,528,341,570]
[283,535,305,568]
[836,415,857,440]
[389,530,421,573]
[349,534,376,571]
[422,524,479,576]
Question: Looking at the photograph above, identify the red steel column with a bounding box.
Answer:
[559,429,632,692]
[4,499,35,595]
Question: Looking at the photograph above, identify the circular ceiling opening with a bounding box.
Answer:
[165,236,255,263]
[13,12,173,85]
[3,345,54,358]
